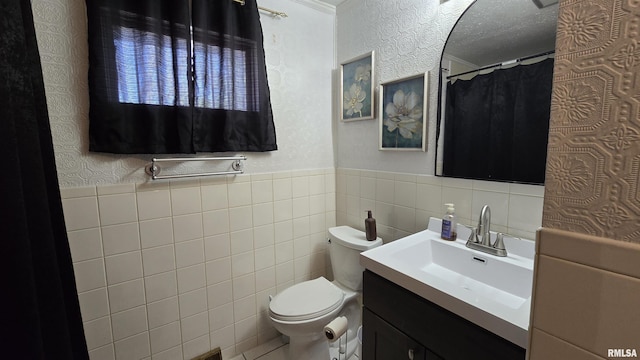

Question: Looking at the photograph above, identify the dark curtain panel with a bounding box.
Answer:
[443,58,553,184]
[86,0,193,153]
[0,0,89,358]
[192,0,277,152]
[86,0,277,153]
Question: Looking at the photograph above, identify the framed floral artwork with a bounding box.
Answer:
[379,73,427,151]
[340,51,375,121]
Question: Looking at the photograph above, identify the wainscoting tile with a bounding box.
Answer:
[173,213,204,242]
[73,258,106,292]
[101,222,140,256]
[144,271,178,303]
[228,182,252,207]
[87,344,115,360]
[206,257,232,285]
[98,193,138,226]
[68,227,103,262]
[205,233,231,261]
[108,278,145,313]
[252,180,274,204]
[201,183,229,211]
[253,224,275,249]
[177,264,206,294]
[152,345,184,360]
[171,186,202,216]
[111,305,148,341]
[142,245,175,276]
[147,296,179,329]
[78,287,110,322]
[83,316,113,350]
[136,190,171,221]
[203,209,230,237]
[62,197,100,231]
[207,280,233,309]
[182,334,211,360]
[113,332,150,360]
[149,321,182,354]
[178,288,208,318]
[175,239,205,269]
[139,217,174,249]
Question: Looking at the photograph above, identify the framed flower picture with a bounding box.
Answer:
[340,51,375,121]
[379,73,428,151]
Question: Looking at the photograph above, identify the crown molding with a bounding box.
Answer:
[292,0,337,14]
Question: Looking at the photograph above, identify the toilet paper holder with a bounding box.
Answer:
[324,316,348,341]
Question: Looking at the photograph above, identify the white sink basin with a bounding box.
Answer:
[395,234,532,308]
[360,218,535,348]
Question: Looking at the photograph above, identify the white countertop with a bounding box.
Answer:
[360,219,534,348]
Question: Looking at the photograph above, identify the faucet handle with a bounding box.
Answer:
[467,227,479,243]
[493,232,506,250]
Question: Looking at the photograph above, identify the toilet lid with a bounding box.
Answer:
[269,277,344,321]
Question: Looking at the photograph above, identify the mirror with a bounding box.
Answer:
[436,0,558,184]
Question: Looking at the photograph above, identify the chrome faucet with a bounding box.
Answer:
[477,205,491,246]
[466,205,508,257]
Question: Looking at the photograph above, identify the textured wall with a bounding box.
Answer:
[543,0,640,243]
[32,0,336,187]
[335,0,474,174]
[531,2,640,358]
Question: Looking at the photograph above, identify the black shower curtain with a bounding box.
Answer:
[443,58,553,184]
[0,0,89,358]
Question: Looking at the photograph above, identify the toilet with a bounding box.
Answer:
[269,226,382,360]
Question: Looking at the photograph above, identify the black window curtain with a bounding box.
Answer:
[1,0,88,358]
[86,0,277,154]
[443,58,554,184]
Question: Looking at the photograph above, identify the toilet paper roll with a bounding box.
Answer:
[324,316,348,341]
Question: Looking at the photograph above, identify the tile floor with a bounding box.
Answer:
[229,336,359,360]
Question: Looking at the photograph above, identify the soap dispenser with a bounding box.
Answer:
[441,203,457,241]
[365,210,377,241]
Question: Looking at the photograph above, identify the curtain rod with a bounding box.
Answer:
[446,50,555,80]
[233,0,288,18]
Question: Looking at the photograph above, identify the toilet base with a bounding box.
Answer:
[287,333,330,360]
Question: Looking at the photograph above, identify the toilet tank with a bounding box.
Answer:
[328,226,382,291]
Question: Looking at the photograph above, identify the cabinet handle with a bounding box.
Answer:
[408,348,414,360]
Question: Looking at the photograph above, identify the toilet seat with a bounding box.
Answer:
[269,277,344,321]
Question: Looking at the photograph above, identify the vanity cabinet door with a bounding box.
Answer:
[363,308,442,360]
[363,270,525,360]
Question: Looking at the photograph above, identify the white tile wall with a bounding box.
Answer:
[144,271,178,303]
[62,167,537,360]
[67,228,103,261]
[337,168,544,242]
[84,317,113,350]
[102,223,140,256]
[147,297,179,329]
[108,279,145,313]
[61,169,335,359]
[113,331,150,360]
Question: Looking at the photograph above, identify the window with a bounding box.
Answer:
[192,33,257,111]
[113,23,190,106]
[85,0,277,154]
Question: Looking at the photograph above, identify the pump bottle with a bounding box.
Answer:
[441,203,457,241]
[365,210,377,241]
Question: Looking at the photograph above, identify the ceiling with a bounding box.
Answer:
[318,0,558,68]
[442,0,558,67]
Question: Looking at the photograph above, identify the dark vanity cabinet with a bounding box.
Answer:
[362,270,525,360]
